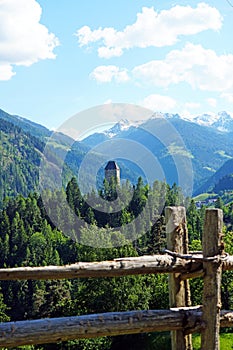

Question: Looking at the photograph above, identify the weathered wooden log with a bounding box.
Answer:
[0,252,233,281]
[166,206,192,350]
[201,209,223,350]
[0,307,203,348]
[1,307,233,348]
[0,255,202,280]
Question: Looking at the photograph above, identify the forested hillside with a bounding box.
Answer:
[0,111,139,206]
[1,177,233,349]
[0,108,52,140]
[0,119,44,202]
[0,178,186,348]
[0,116,85,206]
[2,110,233,348]
[196,159,233,194]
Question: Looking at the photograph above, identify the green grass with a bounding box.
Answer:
[192,333,233,349]
[167,143,194,159]
[193,193,217,201]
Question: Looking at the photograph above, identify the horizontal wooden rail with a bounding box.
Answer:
[1,307,233,347]
[0,307,202,347]
[0,254,233,281]
[0,207,230,349]
[0,255,199,280]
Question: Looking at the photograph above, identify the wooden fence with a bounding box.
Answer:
[1,207,233,349]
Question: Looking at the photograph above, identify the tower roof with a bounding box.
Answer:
[105,161,120,170]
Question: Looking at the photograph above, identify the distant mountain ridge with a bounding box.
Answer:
[0,108,52,139]
[190,111,233,132]
[0,108,141,203]
[82,111,233,146]
[81,112,233,193]
[2,107,233,199]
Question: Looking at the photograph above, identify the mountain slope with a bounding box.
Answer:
[2,107,233,199]
[0,111,82,204]
[168,118,233,188]
[81,116,233,192]
[0,109,138,203]
[195,158,233,194]
[213,174,233,193]
[0,108,52,139]
[0,118,45,202]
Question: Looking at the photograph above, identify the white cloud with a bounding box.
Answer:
[90,65,129,83]
[0,64,15,80]
[221,93,233,104]
[184,102,201,109]
[133,43,233,92]
[75,3,222,58]
[0,0,59,80]
[142,94,177,112]
[180,102,201,120]
[206,98,217,107]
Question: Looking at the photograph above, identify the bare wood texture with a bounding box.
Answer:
[0,255,202,281]
[1,307,233,348]
[0,307,203,348]
[201,209,223,350]
[1,255,233,281]
[166,206,192,350]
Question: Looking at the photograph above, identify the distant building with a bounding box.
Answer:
[105,161,120,184]
[195,198,217,208]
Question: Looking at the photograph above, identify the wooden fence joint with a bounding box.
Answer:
[0,207,232,349]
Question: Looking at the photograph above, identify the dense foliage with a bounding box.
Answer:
[0,118,81,207]
[0,119,44,201]
[1,176,233,349]
[0,177,185,349]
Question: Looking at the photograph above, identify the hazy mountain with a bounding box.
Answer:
[2,107,233,199]
[189,111,233,132]
[0,109,141,203]
[81,114,233,192]
[195,158,233,195]
[81,119,142,148]
[213,174,233,193]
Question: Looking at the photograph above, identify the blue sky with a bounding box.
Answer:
[0,0,233,130]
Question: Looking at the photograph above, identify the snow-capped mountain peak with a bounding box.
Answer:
[212,111,233,132]
[191,111,233,131]
[103,118,142,138]
[102,111,233,137]
[83,111,233,145]
[191,112,218,126]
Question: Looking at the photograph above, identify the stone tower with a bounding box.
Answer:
[105,161,120,184]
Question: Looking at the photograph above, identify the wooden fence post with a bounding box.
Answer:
[165,206,193,350]
[201,208,223,350]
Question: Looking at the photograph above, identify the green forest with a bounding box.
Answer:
[1,176,233,349]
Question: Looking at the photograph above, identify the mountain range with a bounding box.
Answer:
[1,107,233,202]
[81,111,233,194]
[81,110,233,137]
[184,111,233,132]
[0,108,140,203]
